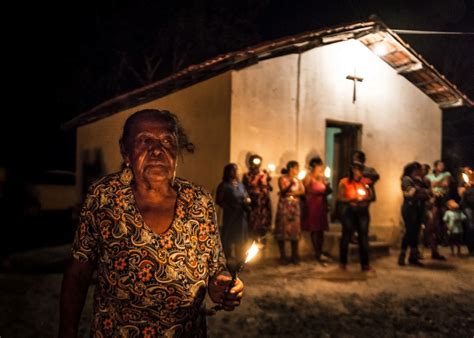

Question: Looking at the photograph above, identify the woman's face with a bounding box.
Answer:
[435,161,445,172]
[123,117,177,186]
[289,165,299,177]
[230,165,238,180]
[314,164,324,175]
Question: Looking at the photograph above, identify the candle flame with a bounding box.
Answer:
[252,157,261,165]
[324,166,331,178]
[463,173,469,184]
[297,170,307,180]
[267,163,276,172]
[357,188,367,196]
[245,241,259,263]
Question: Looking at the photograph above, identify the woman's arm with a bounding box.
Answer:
[279,176,294,196]
[58,258,95,338]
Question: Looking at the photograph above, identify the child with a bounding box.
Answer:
[443,200,467,256]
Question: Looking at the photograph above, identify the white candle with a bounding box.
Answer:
[297,170,307,180]
[324,166,331,178]
[463,173,469,184]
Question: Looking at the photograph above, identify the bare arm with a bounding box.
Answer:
[337,181,352,203]
[278,176,293,196]
[58,258,95,338]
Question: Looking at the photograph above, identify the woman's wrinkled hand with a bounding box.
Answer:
[208,273,244,311]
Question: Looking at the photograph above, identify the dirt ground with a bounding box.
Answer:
[1,245,474,337]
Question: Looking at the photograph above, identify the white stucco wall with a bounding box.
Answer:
[76,72,232,198]
[230,39,442,243]
[230,55,300,243]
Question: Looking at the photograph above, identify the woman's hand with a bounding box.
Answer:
[209,273,244,311]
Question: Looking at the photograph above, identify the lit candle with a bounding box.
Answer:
[357,188,367,197]
[267,163,276,173]
[245,241,259,263]
[252,157,261,166]
[463,173,469,185]
[324,166,331,178]
[210,241,260,314]
[297,170,307,180]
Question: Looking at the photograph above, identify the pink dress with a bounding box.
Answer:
[303,175,329,232]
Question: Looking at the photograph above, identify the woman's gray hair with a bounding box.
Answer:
[120,109,194,154]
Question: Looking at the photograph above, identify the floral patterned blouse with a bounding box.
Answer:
[72,169,226,337]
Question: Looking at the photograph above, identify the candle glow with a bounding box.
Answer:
[267,163,276,173]
[252,157,262,165]
[245,241,259,263]
[324,166,331,178]
[463,173,469,184]
[357,188,367,196]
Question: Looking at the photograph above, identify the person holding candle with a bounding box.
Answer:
[350,150,380,244]
[216,163,251,263]
[243,154,273,244]
[302,156,332,266]
[59,109,244,338]
[275,161,305,264]
[337,162,374,272]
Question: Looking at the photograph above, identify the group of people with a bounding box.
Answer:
[399,160,474,266]
[216,150,380,273]
[59,108,473,337]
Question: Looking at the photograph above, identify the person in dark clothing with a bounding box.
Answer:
[337,162,374,272]
[350,151,379,244]
[399,162,430,267]
[216,163,251,262]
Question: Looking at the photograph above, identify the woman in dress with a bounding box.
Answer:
[275,161,305,264]
[216,163,251,262]
[59,109,243,337]
[303,157,332,266]
[243,154,272,242]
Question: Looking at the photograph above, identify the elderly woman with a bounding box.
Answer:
[59,109,243,337]
[275,161,305,264]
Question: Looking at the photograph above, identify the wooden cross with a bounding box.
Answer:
[346,71,364,103]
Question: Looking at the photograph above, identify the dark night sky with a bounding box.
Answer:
[4,0,473,180]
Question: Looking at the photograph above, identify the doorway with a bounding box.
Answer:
[325,120,362,221]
